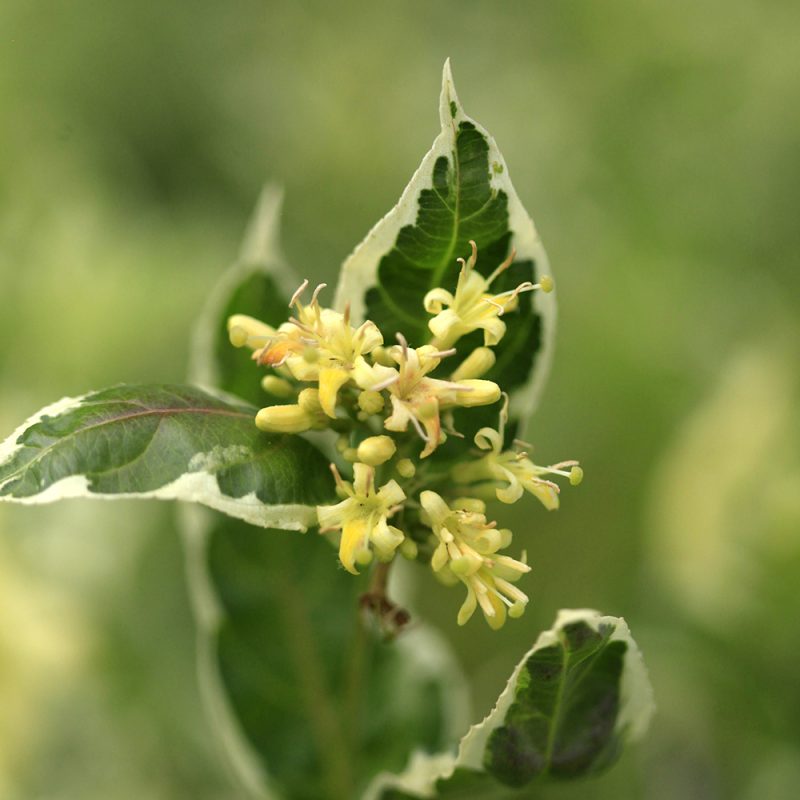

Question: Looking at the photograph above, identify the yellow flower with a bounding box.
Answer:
[317,463,406,574]
[423,240,553,349]
[231,281,383,418]
[453,397,582,508]
[357,339,500,458]
[420,491,530,629]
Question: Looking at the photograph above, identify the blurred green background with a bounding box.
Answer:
[1,1,799,798]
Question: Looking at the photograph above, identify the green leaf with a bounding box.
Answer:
[191,185,301,406]
[364,610,654,799]
[0,383,333,530]
[184,510,469,800]
[335,60,556,438]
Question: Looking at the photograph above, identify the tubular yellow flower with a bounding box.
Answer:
[235,281,384,418]
[357,338,500,459]
[424,241,552,349]
[451,347,496,381]
[228,314,276,350]
[317,463,406,574]
[453,397,582,509]
[420,490,530,628]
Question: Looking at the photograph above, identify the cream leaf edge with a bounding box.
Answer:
[362,608,655,800]
[0,390,317,532]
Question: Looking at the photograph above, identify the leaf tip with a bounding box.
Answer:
[238,182,285,266]
[439,58,463,126]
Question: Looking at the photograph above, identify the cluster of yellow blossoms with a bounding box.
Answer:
[228,242,582,629]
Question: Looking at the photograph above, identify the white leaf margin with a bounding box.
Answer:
[334,59,557,429]
[362,608,655,800]
[189,183,301,391]
[0,390,317,532]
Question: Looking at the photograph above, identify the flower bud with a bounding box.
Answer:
[451,347,496,381]
[452,497,486,514]
[399,538,418,560]
[357,435,397,467]
[455,379,501,408]
[371,346,395,367]
[335,435,350,453]
[396,458,416,478]
[343,447,359,463]
[255,404,313,433]
[260,375,294,398]
[358,389,385,415]
[227,314,274,349]
[297,388,323,414]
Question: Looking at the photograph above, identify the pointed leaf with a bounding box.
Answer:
[0,384,333,529]
[191,185,301,406]
[364,609,654,799]
[335,60,556,438]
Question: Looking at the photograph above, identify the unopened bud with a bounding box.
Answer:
[371,346,395,367]
[452,497,486,514]
[452,347,496,381]
[336,435,350,453]
[261,375,294,398]
[255,404,313,433]
[396,458,416,478]
[298,388,322,414]
[569,465,584,486]
[343,447,359,463]
[357,435,396,466]
[399,538,418,560]
[227,314,274,349]
[455,379,501,408]
[358,390,385,415]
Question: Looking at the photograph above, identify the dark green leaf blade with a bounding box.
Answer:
[0,383,334,529]
[335,61,556,436]
[484,621,625,785]
[187,512,466,800]
[363,610,654,799]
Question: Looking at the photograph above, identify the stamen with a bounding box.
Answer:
[428,348,457,359]
[343,301,351,326]
[409,413,430,442]
[310,282,327,306]
[289,279,310,308]
[466,240,478,270]
[513,438,534,451]
[395,332,409,360]
[370,373,399,392]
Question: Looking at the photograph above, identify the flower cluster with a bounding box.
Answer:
[228,241,581,628]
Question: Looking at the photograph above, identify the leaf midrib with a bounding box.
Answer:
[376,118,464,333]
[0,403,254,487]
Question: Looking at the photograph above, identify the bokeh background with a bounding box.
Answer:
[2,1,799,798]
